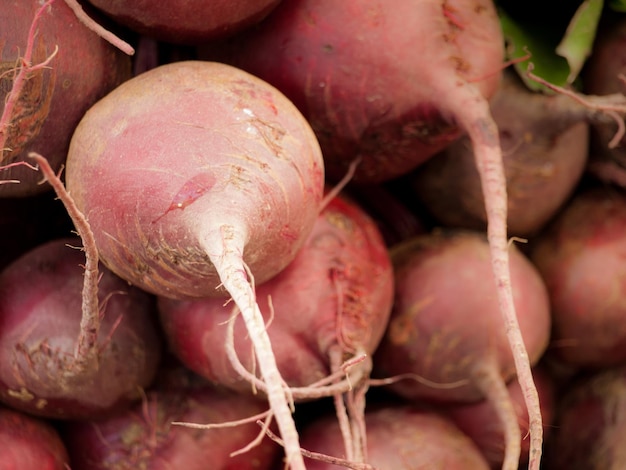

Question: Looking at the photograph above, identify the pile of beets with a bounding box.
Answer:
[3,1,626,469]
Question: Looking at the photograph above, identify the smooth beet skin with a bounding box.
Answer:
[373,230,551,470]
[201,0,504,183]
[374,230,550,402]
[546,365,626,470]
[62,385,280,470]
[530,187,626,369]
[0,405,70,470]
[0,238,162,420]
[300,404,490,470]
[86,0,282,44]
[444,366,556,469]
[0,0,131,197]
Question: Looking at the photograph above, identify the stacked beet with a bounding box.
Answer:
[4,1,626,469]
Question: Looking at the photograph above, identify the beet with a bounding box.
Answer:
[530,186,626,369]
[0,404,70,469]
[64,60,325,469]
[0,238,162,419]
[0,0,131,197]
[299,403,490,469]
[546,365,626,470]
[62,384,281,470]
[85,0,282,44]
[410,70,589,237]
[373,230,551,470]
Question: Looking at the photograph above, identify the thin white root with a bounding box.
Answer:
[473,362,522,470]
[261,424,380,470]
[63,0,135,55]
[433,56,543,468]
[202,224,305,470]
[224,309,371,399]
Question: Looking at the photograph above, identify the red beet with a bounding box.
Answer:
[0,404,70,469]
[62,384,281,470]
[0,0,131,197]
[64,60,325,469]
[373,230,551,470]
[0,238,162,419]
[86,0,282,44]
[444,366,556,469]
[530,186,626,369]
[546,365,626,469]
[410,70,590,237]
[299,403,490,469]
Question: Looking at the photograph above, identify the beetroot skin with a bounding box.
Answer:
[374,230,550,403]
[0,0,131,197]
[411,70,589,237]
[0,405,70,469]
[202,0,504,183]
[86,0,282,44]
[62,385,281,470]
[299,403,490,469]
[530,187,626,369]
[547,365,626,469]
[444,366,556,469]
[0,238,162,419]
